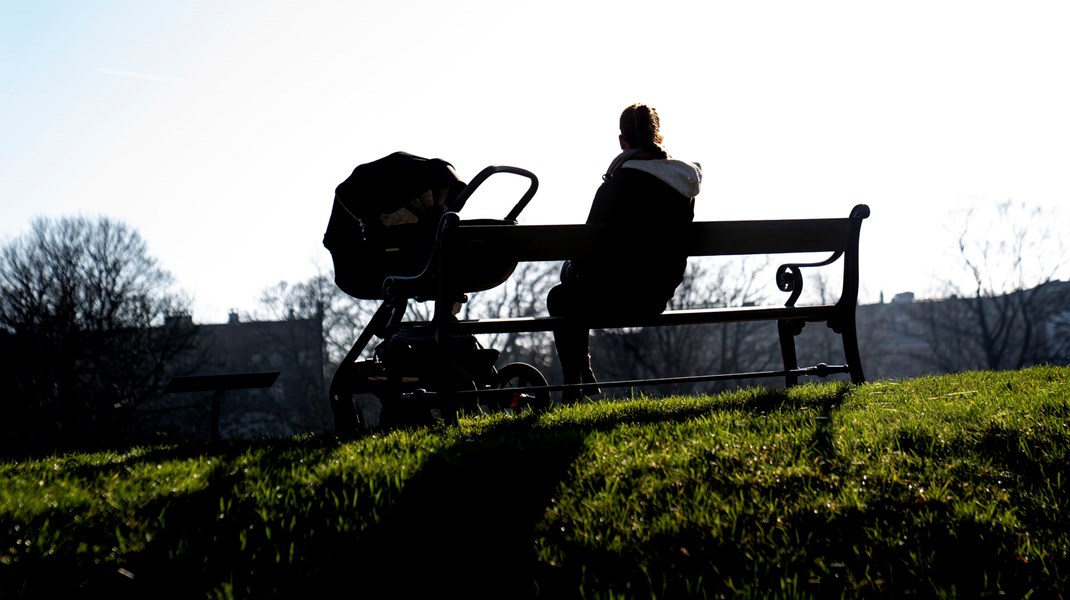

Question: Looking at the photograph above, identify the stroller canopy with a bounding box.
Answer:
[323,152,467,300]
[331,151,467,224]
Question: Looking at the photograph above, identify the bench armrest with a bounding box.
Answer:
[382,212,461,303]
[775,251,844,307]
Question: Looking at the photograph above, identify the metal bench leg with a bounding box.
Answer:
[209,389,226,446]
[840,318,866,384]
[778,320,802,387]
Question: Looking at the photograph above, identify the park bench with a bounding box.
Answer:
[163,371,280,445]
[383,204,871,395]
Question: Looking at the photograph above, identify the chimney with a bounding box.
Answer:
[228,310,240,324]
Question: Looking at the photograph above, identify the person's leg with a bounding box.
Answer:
[548,284,595,403]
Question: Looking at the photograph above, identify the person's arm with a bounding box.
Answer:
[584,173,629,224]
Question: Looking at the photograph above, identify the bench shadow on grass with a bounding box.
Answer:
[519,385,854,599]
[305,385,855,599]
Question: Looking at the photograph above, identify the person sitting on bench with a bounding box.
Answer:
[548,103,702,403]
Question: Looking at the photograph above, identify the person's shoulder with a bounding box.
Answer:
[621,159,701,198]
[598,168,655,196]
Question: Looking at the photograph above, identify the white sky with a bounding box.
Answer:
[3,1,1069,323]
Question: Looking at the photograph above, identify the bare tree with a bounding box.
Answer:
[254,274,376,373]
[0,216,194,448]
[913,200,1069,372]
[592,257,778,396]
[260,259,563,380]
[458,260,560,374]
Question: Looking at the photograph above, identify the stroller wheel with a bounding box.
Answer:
[418,364,478,425]
[486,362,550,414]
[331,394,363,433]
[330,360,388,434]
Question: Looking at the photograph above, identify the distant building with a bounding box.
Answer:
[856,280,1070,379]
[855,297,942,379]
[1035,281,1070,364]
[131,311,330,444]
[891,291,915,304]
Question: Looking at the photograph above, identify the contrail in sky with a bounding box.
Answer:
[97,68,181,84]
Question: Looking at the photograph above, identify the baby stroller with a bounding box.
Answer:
[324,151,551,432]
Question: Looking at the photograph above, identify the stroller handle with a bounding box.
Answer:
[447,165,539,222]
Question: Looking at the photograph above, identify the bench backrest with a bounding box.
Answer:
[397,204,870,309]
[450,212,865,261]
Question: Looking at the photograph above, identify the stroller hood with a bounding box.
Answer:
[324,152,467,300]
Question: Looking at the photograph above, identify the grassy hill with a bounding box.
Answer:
[2,366,1069,599]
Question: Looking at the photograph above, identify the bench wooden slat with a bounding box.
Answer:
[451,218,854,263]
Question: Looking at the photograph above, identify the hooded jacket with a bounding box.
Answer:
[568,150,703,314]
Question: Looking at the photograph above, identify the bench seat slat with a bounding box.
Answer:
[447,304,840,335]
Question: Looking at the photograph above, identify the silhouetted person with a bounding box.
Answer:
[548,103,702,402]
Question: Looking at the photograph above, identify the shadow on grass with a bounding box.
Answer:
[4,384,862,599]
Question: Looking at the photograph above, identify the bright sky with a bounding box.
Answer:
[3,1,1069,323]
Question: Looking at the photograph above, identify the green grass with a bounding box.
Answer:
[2,366,1069,599]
